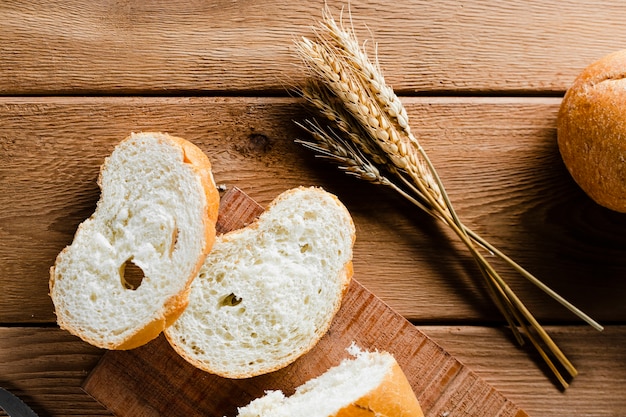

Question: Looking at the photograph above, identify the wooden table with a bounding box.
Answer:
[1,1,625,416]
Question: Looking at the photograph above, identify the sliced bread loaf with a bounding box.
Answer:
[235,346,423,417]
[165,186,355,378]
[49,132,220,350]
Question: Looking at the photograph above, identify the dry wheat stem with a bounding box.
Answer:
[297,118,577,384]
[426,193,578,378]
[295,5,603,388]
[384,147,602,332]
[464,227,603,331]
[295,81,575,382]
[296,114,585,382]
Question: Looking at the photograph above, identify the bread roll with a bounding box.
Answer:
[235,346,423,417]
[165,186,355,378]
[557,49,626,212]
[49,132,219,349]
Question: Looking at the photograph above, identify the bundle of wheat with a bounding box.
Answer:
[294,6,602,389]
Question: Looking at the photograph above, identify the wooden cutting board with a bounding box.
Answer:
[82,187,529,417]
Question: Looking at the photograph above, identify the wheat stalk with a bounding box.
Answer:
[294,6,603,389]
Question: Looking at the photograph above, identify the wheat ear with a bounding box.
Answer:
[296,36,447,214]
[294,5,603,389]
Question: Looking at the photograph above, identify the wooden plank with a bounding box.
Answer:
[1,97,624,324]
[1,1,625,94]
[0,327,108,417]
[426,325,626,417]
[82,187,528,417]
[2,325,624,417]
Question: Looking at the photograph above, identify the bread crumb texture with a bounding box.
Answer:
[235,348,423,417]
[166,186,356,378]
[50,132,215,349]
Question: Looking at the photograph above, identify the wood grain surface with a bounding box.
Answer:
[1,0,625,416]
[1,1,626,94]
[1,326,624,417]
[1,97,624,324]
[83,285,528,417]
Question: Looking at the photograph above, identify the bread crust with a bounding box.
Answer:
[119,134,219,350]
[166,186,355,378]
[335,361,423,417]
[234,351,423,417]
[49,132,219,350]
[557,49,626,212]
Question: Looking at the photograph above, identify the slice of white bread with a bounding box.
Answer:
[49,132,220,350]
[165,186,355,378]
[235,345,424,417]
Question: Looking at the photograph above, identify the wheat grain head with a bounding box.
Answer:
[296,32,447,212]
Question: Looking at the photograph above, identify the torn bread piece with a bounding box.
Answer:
[235,345,424,417]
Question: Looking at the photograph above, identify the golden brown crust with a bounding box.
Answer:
[165,186,355,377]
[167,133,221,244]
[335,361,423,417]
[116,133,220,350]
[557,50,626,212]
[49,132,220,350]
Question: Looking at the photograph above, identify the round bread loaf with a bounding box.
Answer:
[165,186,355,378]
[49,132,220,350]
[557,50,626,212]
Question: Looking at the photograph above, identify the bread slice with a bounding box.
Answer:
[235,346,424,417]
[165,186,355,378]
[49,132,220,350]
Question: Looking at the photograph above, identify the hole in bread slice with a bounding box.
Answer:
[219,293,242,307]
[164,186,355,378]
[120,258,145,291]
